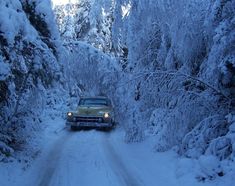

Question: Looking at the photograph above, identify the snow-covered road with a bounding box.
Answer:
[17,121,178,186]
[1,118,231,186]
[35,130,143,186]
[25,128,147,186]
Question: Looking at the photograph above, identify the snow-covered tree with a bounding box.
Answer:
[0,0,66,160]
[53,0,114,53]
[111,0,235,166]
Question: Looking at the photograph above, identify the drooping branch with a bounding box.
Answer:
[115,70,231,101]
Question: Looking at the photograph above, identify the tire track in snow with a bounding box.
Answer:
[102,132,143,186]
[37,130,73,186]
[36,129,142,186]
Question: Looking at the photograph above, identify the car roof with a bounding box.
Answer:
[80,96,109,100]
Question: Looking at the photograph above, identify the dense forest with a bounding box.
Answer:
[0,0,234,183]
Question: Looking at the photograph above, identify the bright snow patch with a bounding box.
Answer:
[52,0,79,6]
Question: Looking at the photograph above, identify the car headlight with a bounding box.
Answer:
[104,112,110,118]
[67,112,73,117]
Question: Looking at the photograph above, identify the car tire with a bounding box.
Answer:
[104,127,112,132]
[71,126,77,131]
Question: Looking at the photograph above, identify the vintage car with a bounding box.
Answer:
[66,96,115,130]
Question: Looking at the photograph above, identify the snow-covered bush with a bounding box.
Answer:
[196,155,223,181]
[181,115,229,158]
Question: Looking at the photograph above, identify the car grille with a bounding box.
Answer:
[75,116,103,123]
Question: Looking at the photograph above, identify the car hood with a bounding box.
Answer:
[77,106,111,116]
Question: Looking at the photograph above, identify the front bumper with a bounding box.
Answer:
[66,121,113,128]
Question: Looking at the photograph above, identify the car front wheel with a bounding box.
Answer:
[71,126,77,131]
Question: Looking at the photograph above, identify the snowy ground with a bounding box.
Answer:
[0,117,234,186]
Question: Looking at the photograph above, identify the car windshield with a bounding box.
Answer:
[79,98,108,106]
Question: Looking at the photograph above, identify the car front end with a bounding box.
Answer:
[66,97,115,130]
[66,111,113,129]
